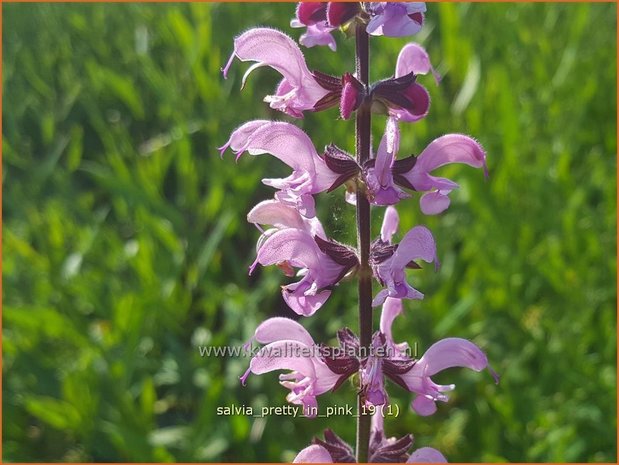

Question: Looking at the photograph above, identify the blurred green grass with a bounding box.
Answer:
[2,2,616,462]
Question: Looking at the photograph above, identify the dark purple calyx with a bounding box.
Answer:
[392,155,418,190]
[297,2,328,25]
[312,70,343,112]
[371,70,418,112]
[320,328,361,391]
[340,72,366,120]
[369,431,414,463]
[323,144,360,192]
[313,429,356,463]
[326,2,361,27]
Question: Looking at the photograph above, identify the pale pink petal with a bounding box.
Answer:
[299,23,337,52]
[249,340,316,377]
[218,120,270,158]
[224,28,328,115]
[417,134,486,173]
[248,199,307,230]
[396,43,440,84]
[293,444,333,463]
[247,199,326,238]
[409,134,487,191]
[411,395,438,416]
[419,337,490,376]
[240,122,319,172]
[229,28,310,89]
[408,447,447,463]
[375,118,399,187]
[379,297,403,342]
[366,119,408,205]
[372,288,390,307]
[253,317,315,347]
[391,226,437,270]
[255,229,323,271]
[283,283,332,317]
[312,361,342,394]
[380,206,399,243]
[367,3,426,37]
[419,191,451,215]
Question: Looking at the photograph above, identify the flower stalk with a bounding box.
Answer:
[221,4,496,462]
[354,20,373,463]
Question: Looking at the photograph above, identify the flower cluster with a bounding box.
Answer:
[221,3,496,462]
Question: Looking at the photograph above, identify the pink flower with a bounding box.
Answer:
[290,3,361,52]
[241,317,340,416]
[370,207,438,307]
[222,28,331,117]
[379,298,499,416]
[250,228,358,316]
[220,120,339,217]
[371,42,436,123]
[364,118,488,214]
[366,3,426,37]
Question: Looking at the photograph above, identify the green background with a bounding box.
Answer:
[3,2,617,462]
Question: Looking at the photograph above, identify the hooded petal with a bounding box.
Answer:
[252,317,315,347]
[392,225,438,270]
[237,121,318,172]
[408,447,447,463]
[293,444,333,463]
[255,228,324,272]
[218,120,271,158]
[406,134,487,191]
[224,121,337,216]
[247,199,326,238]
[248,340,316,377]
[418,337,490,376]
[223,28,328,115]
[401,338,497,415]
[224,27,309,87]
[396,43,440,83]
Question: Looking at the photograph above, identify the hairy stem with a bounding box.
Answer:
[355,21,372,464]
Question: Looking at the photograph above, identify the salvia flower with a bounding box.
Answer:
[291,3,361,51]
[380,297,499,416]
[251,228,358,316]
[366,3,427,37]
[315,297,497,415]
[220,120,339,217]
[364,118,488,214]
[222,28,334,117]
[371,42,436,122]
[370,206,438,307]
[241,317,340,416]
[395,42,441,85]
[248,198,326,248]
[247,198,326,277]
